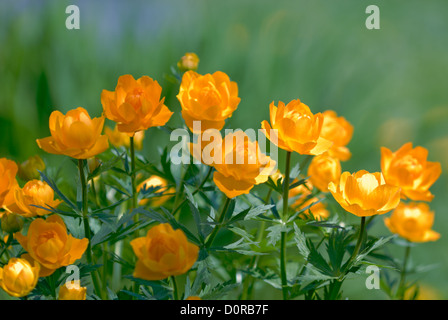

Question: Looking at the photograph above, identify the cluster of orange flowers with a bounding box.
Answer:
[0,52,442,300]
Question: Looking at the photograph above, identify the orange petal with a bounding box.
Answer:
[213,171,254,198]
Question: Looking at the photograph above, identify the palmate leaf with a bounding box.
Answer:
[200,280,238,300]
[326,229,352,275]
[266,223,290,247]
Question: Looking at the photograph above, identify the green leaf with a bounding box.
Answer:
[266,223,290,247]
[244,204,275,220]
[293,223,310,258]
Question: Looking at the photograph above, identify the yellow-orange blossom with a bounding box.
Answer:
[0,258,40,297]
[131,223,199,280]
[15,215,88,276]
[36,107,109,159]
[381,142,442,202]
[328,170,401,217]
[177,70,240,133]
[261,99,333,155]
[101,74,173,135]
[384,202,440,243]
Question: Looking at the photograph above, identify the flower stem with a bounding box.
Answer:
[130,136,138,211]
[346,216,366,268]
[241,189,273,299]
[171,276,179,300]
[398,243,411,300]
[78,159,103,299]
[205,196,231,248]
[280,151,292,300]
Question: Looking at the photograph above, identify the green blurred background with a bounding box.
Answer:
[1,0,447,299]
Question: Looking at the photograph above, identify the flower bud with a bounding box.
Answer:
[177,53,200,72]
[1,213,24,233]
[17,155,45,181]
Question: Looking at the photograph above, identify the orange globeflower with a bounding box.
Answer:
[208,131,276,199]
[177,70,240,133]
[261,99,333,155]
[14,215,88,274]
[307,154,341,192]
[137,175,174,207]
[104,124,145,149]
[101,74,173,135]
[381,142,442,202]
[12,180,62,217]
[131,223,199,280]
[320,110,354,161]
[36,107,109,159]
[328,170,401,217]
[0,158,19,209]
[177,53,200,72]
[0,257,40,298]
[290,182,330,221]
[58,281,87,300]
[384,202,440,243]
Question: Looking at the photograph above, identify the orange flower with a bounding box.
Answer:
[307,154,341,192]
[207,131,276,198]
[0,158,19,209]
[12,180,62,217]
[131,223,199,280]
[320,110,354,161]
[186,296,202,300]
[381,142,442,202]
[104,124,145,150]
[36,107,109,159]
[14,215,88,274]
[289,182,329,221]
[261,99,333,155]
[328,170,401,217]
[0,258,40,297]
[58,281,87,300]
[17,155,45,181]
[177,53,200,72]
[137,176,174,207]
[101,75,173,134]
[177,70,240,133]
[384,202,440,243]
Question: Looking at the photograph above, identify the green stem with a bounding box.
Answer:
[280,151,292,300]
[398,243,411,300]
[171,276,179,300]
[130,136,138,211]
[78,159,103,299]
[241,189,273,300]
[205,196,231,248]
[346,216,366,269]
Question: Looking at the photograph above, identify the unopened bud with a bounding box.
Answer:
[1,213,24,233]
[17,155,45,181]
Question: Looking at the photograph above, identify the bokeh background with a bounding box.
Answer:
[1,0,447,299]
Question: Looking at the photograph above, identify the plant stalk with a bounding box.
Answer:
[78,159,103,299]
[280,151,292,300]
[205,196,231,248]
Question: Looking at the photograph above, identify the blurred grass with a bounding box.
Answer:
[1,0,447,299]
